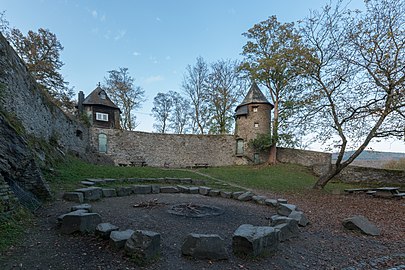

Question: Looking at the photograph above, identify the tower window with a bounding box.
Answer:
[253,106,258,112]
[96,112,109,121]
[254,122,259,128]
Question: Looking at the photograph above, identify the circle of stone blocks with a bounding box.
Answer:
[96,223,119,239]
[288,210,309,227]
[208,189,220,197]
[75,187,102,201]
[60,212,102,234]
[125,230,161,265]
[110,229,134,250]
[116,186,133,197]
[232,224,278,257]
[238,191,255,201]
[198,186,211,195]
[181,233,228,260]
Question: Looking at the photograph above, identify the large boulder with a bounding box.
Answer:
[342,215,381,236]
[125,230,161,265]
[60,212,101,234]
[232,224,278,257]
[273,219,299,242]
[181,233,228,260]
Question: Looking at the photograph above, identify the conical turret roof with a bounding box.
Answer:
[236,82,273,110]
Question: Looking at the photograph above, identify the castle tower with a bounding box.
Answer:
[235,82,273,162]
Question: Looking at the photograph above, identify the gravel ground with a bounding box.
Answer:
[1,192,404,270]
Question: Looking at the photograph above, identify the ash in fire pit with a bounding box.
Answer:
[168,203,224,218]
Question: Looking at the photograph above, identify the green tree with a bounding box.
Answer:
[169,91,191,134]
[207,59,247,134]
[8,28,74,110]
[240,16,309,163]
[297,0,405,189]
[104,67,145,131]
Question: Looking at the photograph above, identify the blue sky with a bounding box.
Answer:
[1,0,404,152]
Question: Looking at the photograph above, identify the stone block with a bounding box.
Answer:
[252,195,266,205]
[75,187,103,201]
[269,215,294,226]
[199,186,211,195]
[62,192,84,203]
[61,212,102,234]
[181,233,228,260]
[208,190,220,197]
[265,199,278,207]
[110,229,134,250]
[132,185,152,194]
[102,188,117,197]
[96,223,119,239]
[159,186,179,193]
[116,186,133,197]
[125,230,161,265]
[232,191,244,199]
[220,191,232,198]
[189,187,199,194]
[288,211,309,227]
[71,203,92,212]
[277,198,288,204]
[81,181,95,186]
[177,185,190,193]
[277,203,297,217]
[232,224,278,257]
[342,215,380,236]
[274,219,299,242]
[151,185,160,194]
[57,209,88,224]
[238,191,255,201]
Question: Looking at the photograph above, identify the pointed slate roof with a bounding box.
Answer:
[236,82,273,111]
[82,86,120,111]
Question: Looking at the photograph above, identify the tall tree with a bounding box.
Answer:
[207,59,247,134]
[0,11,9,35]
[8,28,74,110]
[240,16,309,163]
[104,67,145,131]
[169,91,191,134]
[151,92,174,133]
[297,0,405,189]
[182,57,211,134]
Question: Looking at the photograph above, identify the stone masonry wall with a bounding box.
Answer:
[0,33,90,155]
[91,128,238,167]
[276,147,332,176]
[336,166,405,186]
[0,175,18,215]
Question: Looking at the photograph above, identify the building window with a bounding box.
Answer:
[96,112,109,121]
[253,106,258,112]
[236,139,244,155]
[100,91,106,99]
[98,133,107,153]
[254,122,259,128]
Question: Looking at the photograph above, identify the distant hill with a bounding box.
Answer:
[332,150,405,161]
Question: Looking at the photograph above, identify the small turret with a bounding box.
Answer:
[235,82,273,163]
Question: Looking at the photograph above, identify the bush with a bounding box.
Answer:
[383,158,405,170]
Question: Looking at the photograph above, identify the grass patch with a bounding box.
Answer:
[0,208,33,255]
[198,164,356,193]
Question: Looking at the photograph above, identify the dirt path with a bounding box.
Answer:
[1,192,404,270]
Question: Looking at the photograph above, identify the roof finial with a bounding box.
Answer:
[97,82,101,87]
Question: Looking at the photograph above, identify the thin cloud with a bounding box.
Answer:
[165,56,171,61]
[91,10,98,18]
[133,51,141,56]
[114,29,126,41]
[156,17,161,22]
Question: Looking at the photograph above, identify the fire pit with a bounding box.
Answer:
[168,203,224,218]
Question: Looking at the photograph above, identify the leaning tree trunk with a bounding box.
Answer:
[313,165,342,189]
[268,145,277,164]
[268,100,279,165]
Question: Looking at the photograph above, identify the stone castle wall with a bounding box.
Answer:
[0,33,90,155]
[337,166,405,186]
[91,128,241,167]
